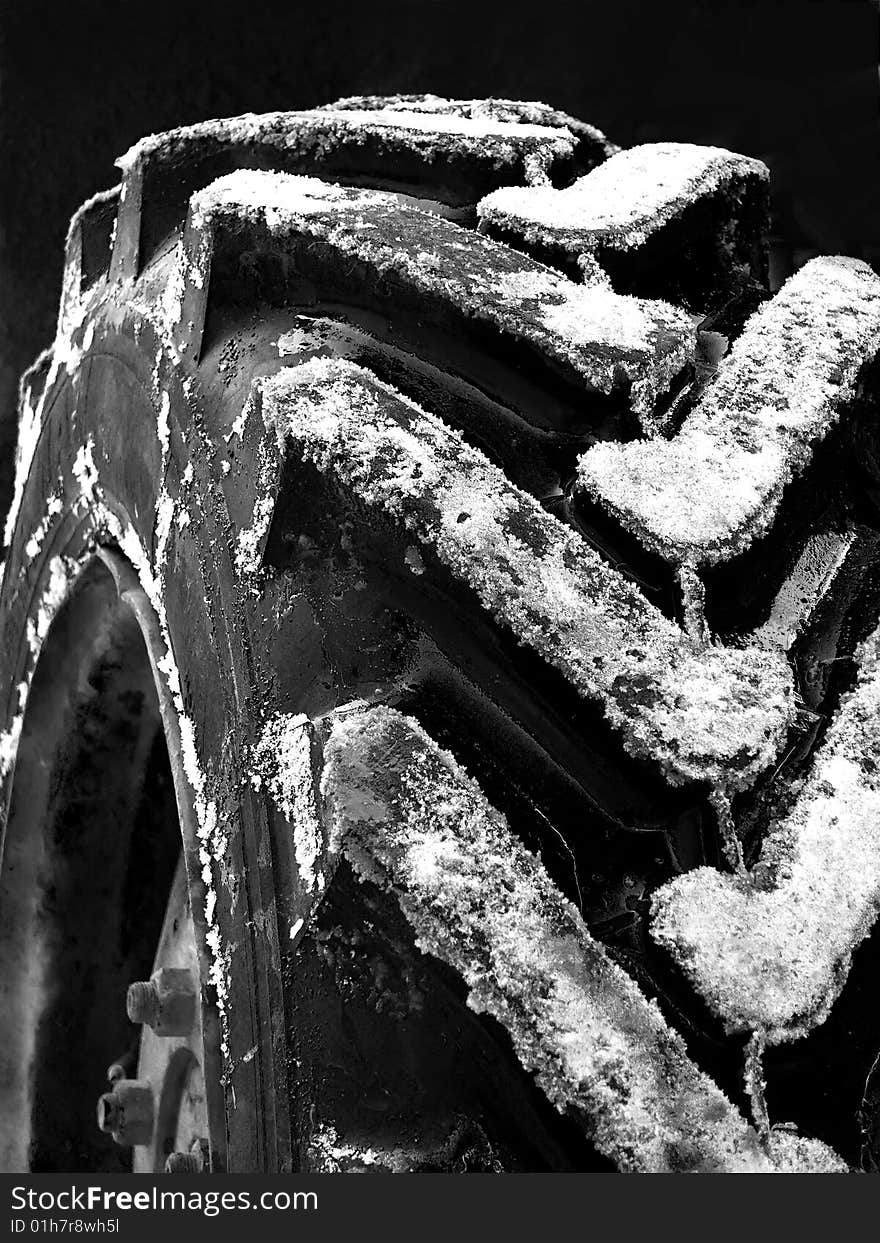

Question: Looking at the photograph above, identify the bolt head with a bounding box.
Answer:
[96,1093,119,1133]
[96,1080,154,1147]
[127,968,196,1036]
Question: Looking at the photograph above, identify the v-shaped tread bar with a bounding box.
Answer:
[168,170,696,428]
[651,616,880,1043]
[239,355,795,792]
[478,141,767,298]
[578,256,880,568]
[272,701,843,1172]
[110,100,606,281]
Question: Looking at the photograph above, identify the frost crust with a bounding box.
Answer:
[251,713,325,893]
[117,107,578,184]
[478,142,767,256]
[256,357,794,789]
[652,620,880,1040]
[321,92,616,155]
[320,704,844,1173]
[182,170,694,426]
[579,257,880,565]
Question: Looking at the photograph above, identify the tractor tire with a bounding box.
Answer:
[0,95,877,1175]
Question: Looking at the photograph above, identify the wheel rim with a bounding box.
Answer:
[0,554,223,1172]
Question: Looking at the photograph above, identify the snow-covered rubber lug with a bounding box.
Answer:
[314,703,844,1173]
[578,256,880,634]
[322,92,617,162]
[478,142,769,308]
[239,357,793,794]
[170,172,695,434]
[650,616,880,1044]
[2,95,879,1172]
[110,96,613,283]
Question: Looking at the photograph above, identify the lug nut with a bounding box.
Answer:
[96,1079,154,1147]
[165,1150,203,1174]
[126,967,196,1036]
[165,1138,208,1174]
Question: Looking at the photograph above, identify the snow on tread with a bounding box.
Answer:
[179,170,696,425]
[248,356,795,790]
[117,106,578,184]
[13,94,879,1172]
[319,703,845,1173]
[578,256,880,567]
[322,92,616,161]
[752,530,857,652]
[477,142,766,259]
[651,616,880,1042]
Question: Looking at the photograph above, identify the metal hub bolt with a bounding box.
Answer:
[96,1079,154,1147]
[126,967,197,1036]
[164,1141,206,1174]
[126,981,159,1027]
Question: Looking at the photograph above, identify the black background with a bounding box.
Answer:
[0,0,877,514]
